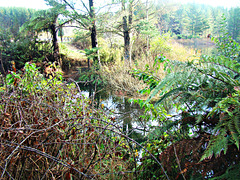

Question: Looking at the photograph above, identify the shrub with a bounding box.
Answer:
[0,29,53,72]
[0,62,137,179]
[131,35,148,61]
[150,33,172,59]
[98,37,123,64]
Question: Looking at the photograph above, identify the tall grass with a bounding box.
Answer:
[100,35,200,98]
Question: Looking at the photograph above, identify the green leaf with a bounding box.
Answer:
[146,73,175,104]
[200,130,228,161]
[155,87,184,106]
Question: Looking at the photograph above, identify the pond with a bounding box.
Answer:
[176,38,216,55]
[79,84,157,144]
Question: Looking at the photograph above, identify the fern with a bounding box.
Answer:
[200,129,229,161]
[155,87,184,106]
[148,119,180,140]
[135,33,240,178]
[234,115,240,134]
[145,72,176,104]
[201,91,240,161]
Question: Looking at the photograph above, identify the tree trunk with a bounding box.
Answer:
[89,0,100,67]
[123,15,130,62]
[122,1,133,64]
[146,0,149,61]
[50,18,61,68]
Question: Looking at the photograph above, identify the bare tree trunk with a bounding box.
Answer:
[122,1,133,65]
[89,0,100,67]
[123,15,130,62]
[146,0,149,61]
[50,17,61,68]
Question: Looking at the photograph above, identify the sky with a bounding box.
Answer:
[0,0,239,9]
[178,0,240,8]
[0,0,50,9]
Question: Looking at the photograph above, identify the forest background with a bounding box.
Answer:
[1,0,240,179]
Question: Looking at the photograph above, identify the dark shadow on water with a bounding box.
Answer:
[78,82,149,144]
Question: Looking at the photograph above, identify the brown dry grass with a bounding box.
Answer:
[100,38,200,98]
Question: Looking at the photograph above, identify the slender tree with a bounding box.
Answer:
[122,1,132,63]
[20,6,66,66]
[89,0,100,67]
[89,0,97,50]
[47,0,101,67]
[107,0,135,64]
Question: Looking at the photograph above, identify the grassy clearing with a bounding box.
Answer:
[166,39,201,61]
[59,42,88,71]
[60,42,86,61]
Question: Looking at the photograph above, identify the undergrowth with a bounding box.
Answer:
[0,62,145,179]
[132,33,240,179]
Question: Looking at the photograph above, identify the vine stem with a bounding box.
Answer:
[173,144,187,180]
[91,125,170,180]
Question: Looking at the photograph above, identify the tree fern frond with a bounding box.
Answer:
[145,72,176,104]
[201,54,240,83]
[155,87,184,106]
[227,119,240,150]
[218,72,238,86]
[200,129,228,161]
[230,132,239,150]
[233,115,240,134]
[200,140,215,161]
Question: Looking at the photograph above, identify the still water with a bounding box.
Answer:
[81,88,158,143]
[176,38,216,55]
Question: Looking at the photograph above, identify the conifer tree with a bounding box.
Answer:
[228,7,240,41]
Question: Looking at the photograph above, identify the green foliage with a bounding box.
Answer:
[204,87,240,158]
[212,29,240,60]
[72,30,91,49]
[97,37,123,63]
[137,139,166,179]
[150,33,172,58]
[186,4,210,36]
[0,7,51,72]
[6,62,62,93]
[20,5,65,33]
[0,29,52,71]
[228,7,240,41]
[132,55,167,94]
[136,20,159,38]
[82,47,100,61]
[0,7,36,37]
[133,32,240,178]
[78,63,106,89]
